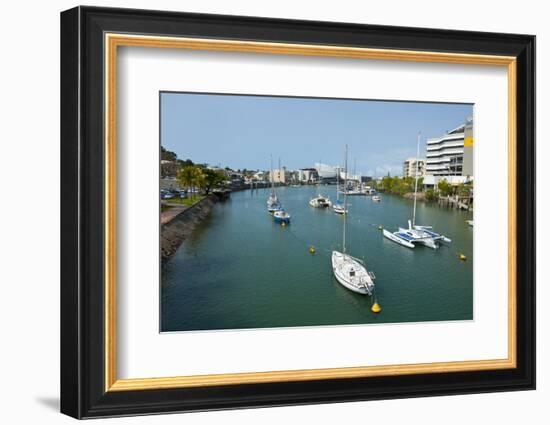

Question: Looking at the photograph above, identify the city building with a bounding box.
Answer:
[315,162,338,180]
[298,168,319,183]
[425,120,474,177]
[462,119,474,178]
[402,158,426,177]
[270,167,290,184]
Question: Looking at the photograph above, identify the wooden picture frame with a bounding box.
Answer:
[61,6,535,419]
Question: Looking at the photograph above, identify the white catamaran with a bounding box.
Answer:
[309,194,332,208]
[383,133,451,249]
[332,145,375,295]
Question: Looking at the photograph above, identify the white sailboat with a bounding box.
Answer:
[332,145,375,295]
[383,133,451,249]
[267,155,281,213]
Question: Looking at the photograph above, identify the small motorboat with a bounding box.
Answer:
[372,195,381,202]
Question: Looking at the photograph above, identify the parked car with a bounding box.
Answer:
[161,191,174,199]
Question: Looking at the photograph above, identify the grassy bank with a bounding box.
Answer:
[164,195,206,207]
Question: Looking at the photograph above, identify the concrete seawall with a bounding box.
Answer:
[161,195,218,262]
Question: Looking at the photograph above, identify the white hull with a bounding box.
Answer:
[309,196,332,208]
[333,204,347,214]
[382,229,415,248]
[397,227,438,249]
[331,251,374,295]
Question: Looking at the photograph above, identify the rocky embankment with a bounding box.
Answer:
[161,195,218,261]
[402,192,426,201]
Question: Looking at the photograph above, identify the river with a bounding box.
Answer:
[161,186,473,332]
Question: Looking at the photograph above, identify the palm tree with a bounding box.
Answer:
[177,166,206,199]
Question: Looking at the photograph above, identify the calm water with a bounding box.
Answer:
[161,186,473,332]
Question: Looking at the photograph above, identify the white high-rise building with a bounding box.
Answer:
[426,124,467,176]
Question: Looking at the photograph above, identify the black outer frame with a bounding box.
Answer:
[60,6,535,419]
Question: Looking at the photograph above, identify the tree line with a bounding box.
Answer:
[161,147,227,196]
[378,175,473,201]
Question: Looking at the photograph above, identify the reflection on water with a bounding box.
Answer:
[161,186,473,332]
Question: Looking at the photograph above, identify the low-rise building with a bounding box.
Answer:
[403,158,426,177]
[270,167,290,184]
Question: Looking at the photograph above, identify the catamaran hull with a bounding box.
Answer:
[396,227,438,249]
[382,229,415,248]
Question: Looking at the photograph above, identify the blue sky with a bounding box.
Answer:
[161,92,472,176]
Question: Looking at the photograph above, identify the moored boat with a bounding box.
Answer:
[332,251,375,295]
[382,133,451,249]
[309,195,332,208]
[273,209,291,224]
[332,144,375,295]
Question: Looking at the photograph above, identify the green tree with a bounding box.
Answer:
[425,188,438,201]
[381,176,395,192]
[160,146,177,161]
[176,158,194,168]
[177,165,205,199]
[438,179,453,196]
[456,182,472,197]
[202,168,226,194]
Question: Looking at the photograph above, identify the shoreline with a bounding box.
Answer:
[160,195,219,262]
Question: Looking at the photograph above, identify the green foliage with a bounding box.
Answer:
[160,146,177,162]
[456,182,473,197]
[164,195,205,207]
[176,158,195,168]
[425,188,438,201]
[202,168,227,194]
[380,175,422,195]
[437,179,454,196]
[177,166,205,198]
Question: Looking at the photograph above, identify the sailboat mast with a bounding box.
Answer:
[336,164,340,201]
[343,145,348,256]
[270,154,275,194]
[412,132,421,226]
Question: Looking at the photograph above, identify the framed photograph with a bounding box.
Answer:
[60,6,535,419]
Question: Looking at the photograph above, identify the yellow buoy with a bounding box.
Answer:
[378,225,383,230]
[371,302,381,313]
[309,246,316,254]
[281,221,286,227]
[459,253,467,261]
